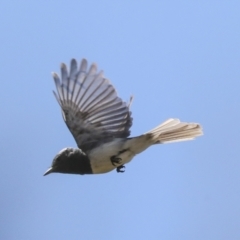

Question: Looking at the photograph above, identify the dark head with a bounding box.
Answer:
[43,147,92,176]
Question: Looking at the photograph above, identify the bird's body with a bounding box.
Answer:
[89,135,151,173]
[44,59,203,176]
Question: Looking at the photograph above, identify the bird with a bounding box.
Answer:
[43,58,203,176]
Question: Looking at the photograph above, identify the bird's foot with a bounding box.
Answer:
[116,165,125,173]
[110,156,122,166]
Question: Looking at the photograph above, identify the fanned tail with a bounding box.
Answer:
[145,118,203,144]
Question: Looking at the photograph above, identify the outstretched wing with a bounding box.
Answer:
[52,59,133,153]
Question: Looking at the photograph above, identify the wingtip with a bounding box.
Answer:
[128,95,134,108]
[51,72,58,78]
[80,58,88,72]
[71,58,77,64]
[60,62,67,69]
[52,72,61,86]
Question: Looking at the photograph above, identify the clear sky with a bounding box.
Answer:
[1,1,239,239]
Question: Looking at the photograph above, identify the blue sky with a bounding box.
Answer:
[1,1,240,239]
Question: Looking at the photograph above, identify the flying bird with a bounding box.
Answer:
[44,59,203,176]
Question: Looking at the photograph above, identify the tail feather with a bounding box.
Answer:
[146,118,203,144]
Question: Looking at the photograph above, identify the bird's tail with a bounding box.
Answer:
[145,118,203,144]
[124,118,203,155]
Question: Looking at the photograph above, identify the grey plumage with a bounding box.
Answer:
[44,59,203,176]
[52,59,132,153]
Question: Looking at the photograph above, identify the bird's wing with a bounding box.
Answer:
[52,59,133,153]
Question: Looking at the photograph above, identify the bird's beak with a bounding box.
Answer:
[43,167,53,176]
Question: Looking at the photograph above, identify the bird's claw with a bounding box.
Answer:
[116,165,125,173]
[110,156,122,166]
[110,155,125,172]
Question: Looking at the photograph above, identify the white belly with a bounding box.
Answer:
[88,139,135,174]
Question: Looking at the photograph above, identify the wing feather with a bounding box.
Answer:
[52,58,132,152]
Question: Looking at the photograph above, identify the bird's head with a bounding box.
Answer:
[43,147,89,176]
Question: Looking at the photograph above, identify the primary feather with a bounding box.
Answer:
[52,59,133,153]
